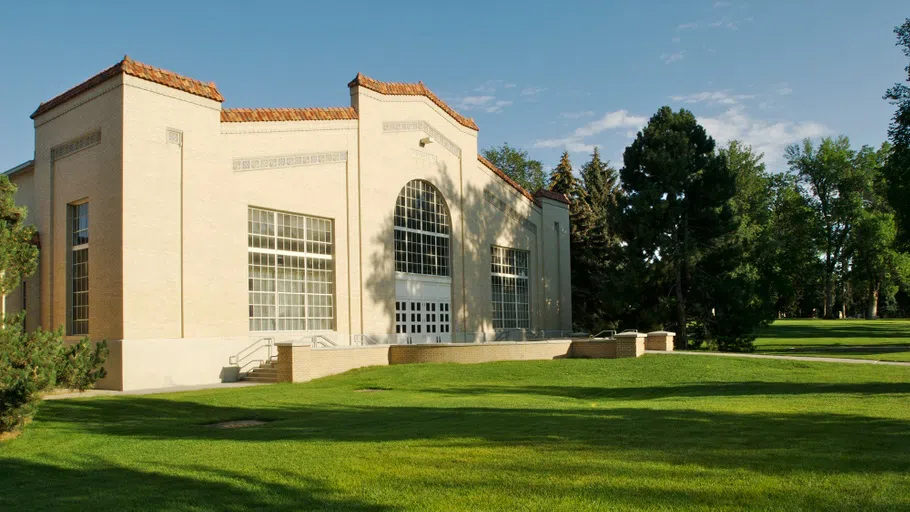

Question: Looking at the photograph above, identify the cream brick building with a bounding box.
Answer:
[3,57,571,390]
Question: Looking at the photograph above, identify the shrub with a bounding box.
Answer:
[56,338,109,391]
[0,315,108,435]
[0,317,62,434]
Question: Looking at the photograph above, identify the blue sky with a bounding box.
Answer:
[0,1,906,173]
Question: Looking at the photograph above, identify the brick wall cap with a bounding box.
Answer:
[647,331,676,336]
[389,340,573,348]
[275,341,313,347]
[312,345,390,351]
[615,332,647,339]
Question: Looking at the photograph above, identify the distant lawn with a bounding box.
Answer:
[2,357,910,511]
[755,318,910,362]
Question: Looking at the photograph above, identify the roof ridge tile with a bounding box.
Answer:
[477,155,539,206]
[348,73,479,131]
[220,107,358,123]
[32,57,223,119]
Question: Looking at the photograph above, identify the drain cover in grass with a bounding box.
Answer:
[208,420,267,429]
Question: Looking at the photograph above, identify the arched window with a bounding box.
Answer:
[394,180,450,277]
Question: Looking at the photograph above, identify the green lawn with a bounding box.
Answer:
[2,356,910,511]
[755,318,910,361]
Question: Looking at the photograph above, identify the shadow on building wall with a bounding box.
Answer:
[363,161,536,339]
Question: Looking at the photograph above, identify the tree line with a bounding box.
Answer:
[483,18,910,351]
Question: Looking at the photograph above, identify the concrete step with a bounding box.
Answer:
[248,368,276,375]
[243,375,277,383]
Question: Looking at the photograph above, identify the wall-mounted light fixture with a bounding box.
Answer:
[419,136,435,147]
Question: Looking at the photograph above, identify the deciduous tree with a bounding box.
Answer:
[482,143,546,192]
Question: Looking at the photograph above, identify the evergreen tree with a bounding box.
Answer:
[580,147,619,235]
[0,176,38,297]
[572,148,621,331]
[883,18,910,248]
[617,107,736,348]
[548,151,577,196]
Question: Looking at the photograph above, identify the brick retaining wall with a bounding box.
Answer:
[275,334,671,383]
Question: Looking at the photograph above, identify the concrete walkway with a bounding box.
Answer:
[646,350,910,366]
[43,381,268,400]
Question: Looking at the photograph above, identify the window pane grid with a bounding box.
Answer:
[394,180,450,277]
[71,247,89,335]
[70,202,89,336]
[491,246,530,329]
[72,203,89,247]
[248,208,334,331]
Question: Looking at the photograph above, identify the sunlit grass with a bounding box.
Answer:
[755,318,910,361]
[2,356,909,511]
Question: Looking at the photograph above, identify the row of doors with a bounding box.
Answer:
[394,299,452,343]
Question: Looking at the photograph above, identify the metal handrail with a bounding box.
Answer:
[228,336,274,370]
[310,334,337,348]
[352,334,379,345]
[592,330,616,339]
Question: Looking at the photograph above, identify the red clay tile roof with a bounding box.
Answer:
[31,56,223,119]
[221,107,358,123]
[534,189,571,205]
[477,155,539,206]
[348,73,479,131]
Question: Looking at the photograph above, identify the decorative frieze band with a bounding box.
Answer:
[232,151,348,172]
[50,130,101,161]
[484,190,537,232]
[410,148,438,167]
[383,120,461,158]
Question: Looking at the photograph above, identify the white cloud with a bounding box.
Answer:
[677,22,699,30]
[672,36,681,43]
[574,110,647,137]
[714,0,731,7]
[533,137,596,153]
[661,51,685,64]
[503,83,516,89]
[456,96,511,114]
[778,87,793,96]
[521,86,547,97]
[700,106,830,168]
[534,110,647,153]
[560,110,595,119]
[709,17,740,30]
[457,95,495,109]
[670,90,755,106]
[485,100,513,114]
[536,104,829,170]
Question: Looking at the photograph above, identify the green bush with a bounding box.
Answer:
[0,317,62,433]
[0,315,108,434]
[56,338,109,392]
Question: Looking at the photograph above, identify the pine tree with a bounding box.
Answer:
[571,148,621,331]
[548,151,577,196]
[617,107,737,347]
[884,18,910,248]
[579,148,619,243]
[0,176,38,297]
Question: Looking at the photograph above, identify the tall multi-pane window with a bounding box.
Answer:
[394,180,450,277]
[248,207,334,331]
[491,246,530,329]
[70,202,89,336]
